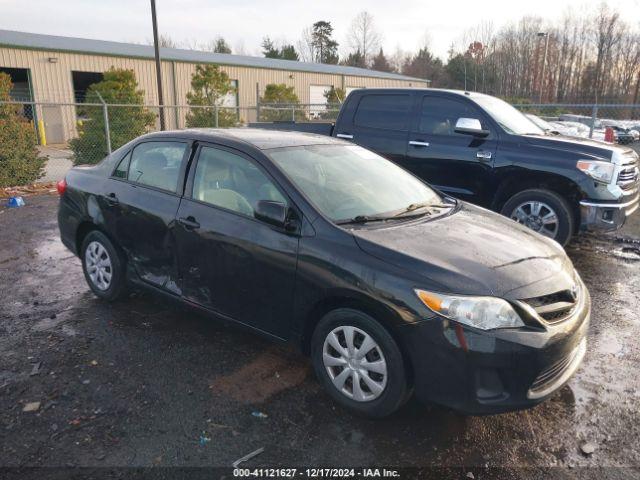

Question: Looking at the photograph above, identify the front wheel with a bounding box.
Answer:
[501,189,574,246]
[311,309,410,418]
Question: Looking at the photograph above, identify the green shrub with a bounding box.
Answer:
[185,65,238,128]
[69,68,156,165]
[259,84,305,122]
[0,73,46,187]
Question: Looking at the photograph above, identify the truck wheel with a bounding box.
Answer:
[81,230,128,301]
[311,309,410,418]
[501,189,574,246]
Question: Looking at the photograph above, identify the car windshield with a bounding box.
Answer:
[267,144,446,223]
[473,95,544,135]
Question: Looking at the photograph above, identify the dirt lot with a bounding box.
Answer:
[1,194,639,479]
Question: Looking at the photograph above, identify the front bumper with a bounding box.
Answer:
[398,287,590,415]
[579,194,639,232]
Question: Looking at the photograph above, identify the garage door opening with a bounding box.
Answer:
[0,67,32,101]
[71,71,104,103]
[0,67,34,121]
[309,85,331,119]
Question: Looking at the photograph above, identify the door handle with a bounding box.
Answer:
[336,133,353,139]
[409,140,430,147]
[105,192,119,205]
[178,216,200,230]
[476,150,492,160]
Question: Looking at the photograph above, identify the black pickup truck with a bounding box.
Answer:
[252,88,639,245]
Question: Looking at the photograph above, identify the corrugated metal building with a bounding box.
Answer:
[0,29,428,142]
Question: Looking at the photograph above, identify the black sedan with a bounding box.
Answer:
[57,128,590,417]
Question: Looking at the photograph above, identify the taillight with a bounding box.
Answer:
[57,178,67,196]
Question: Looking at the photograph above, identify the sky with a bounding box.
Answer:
[2,0,640,61]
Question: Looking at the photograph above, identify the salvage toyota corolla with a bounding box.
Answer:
[58,128,590,417]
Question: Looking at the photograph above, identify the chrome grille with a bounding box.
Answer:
[522,287,578,324]
[618,154,639,191]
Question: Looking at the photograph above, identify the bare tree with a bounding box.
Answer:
[146,34,178,48]
[346,11,382,66]
[297,27,315,62]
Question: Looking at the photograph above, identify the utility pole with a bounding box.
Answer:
[538,32,549,104]
[150,0,165,130]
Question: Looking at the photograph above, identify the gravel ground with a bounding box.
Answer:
[0,194,639,479]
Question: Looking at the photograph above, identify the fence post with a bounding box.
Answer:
[256,83,260,122]
[291,105,295,122]
[589,104,598,140]
[214,104,219,128]
[96,92,112,154]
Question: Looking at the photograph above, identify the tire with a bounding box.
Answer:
[500,189,574,246]
[80,230,128,301]
[311,308,410,418]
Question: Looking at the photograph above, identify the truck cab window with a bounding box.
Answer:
[419,96,486,135]
[354,94,412,130]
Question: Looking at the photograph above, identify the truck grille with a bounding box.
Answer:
[522,287,579,324]
[617,154,639,191]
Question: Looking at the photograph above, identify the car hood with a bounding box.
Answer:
[521,133,633,160]
[351,203,575,299]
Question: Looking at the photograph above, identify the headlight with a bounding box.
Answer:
[576,160,614,184]
[415,289,524,330]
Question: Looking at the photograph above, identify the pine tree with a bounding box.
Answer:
[311,21,339,64]
[371,48,394,72]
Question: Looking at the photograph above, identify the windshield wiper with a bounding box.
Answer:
[392,202,452,217]
[336,215,392,225]
[336,201,455,225]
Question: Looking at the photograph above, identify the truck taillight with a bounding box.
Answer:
[56,178,67,196]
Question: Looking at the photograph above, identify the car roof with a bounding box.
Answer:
[142,128,344,150]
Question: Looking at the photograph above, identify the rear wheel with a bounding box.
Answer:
[311,309,409,418]
[501,189,574,246]
[81,230,127,301]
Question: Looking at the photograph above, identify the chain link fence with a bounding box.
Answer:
[1,100,639,187]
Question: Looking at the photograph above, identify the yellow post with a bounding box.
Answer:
[37,120,47,146]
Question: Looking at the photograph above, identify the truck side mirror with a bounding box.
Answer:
[454,118,490,137]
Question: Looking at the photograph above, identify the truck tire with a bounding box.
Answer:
[311,308,410,418]
[501,189,574,246]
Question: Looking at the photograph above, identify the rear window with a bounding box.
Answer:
[354,94,412,130]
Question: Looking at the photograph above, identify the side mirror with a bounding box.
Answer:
[255,200,288,228]
[454,117,490,137]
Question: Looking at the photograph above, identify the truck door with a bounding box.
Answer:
[335,93,413,165]
[400,94,497,205]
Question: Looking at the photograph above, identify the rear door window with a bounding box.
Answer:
[128,141,188,193]
[354,94,412,130]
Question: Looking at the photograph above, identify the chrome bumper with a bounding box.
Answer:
[580,194,639,231]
